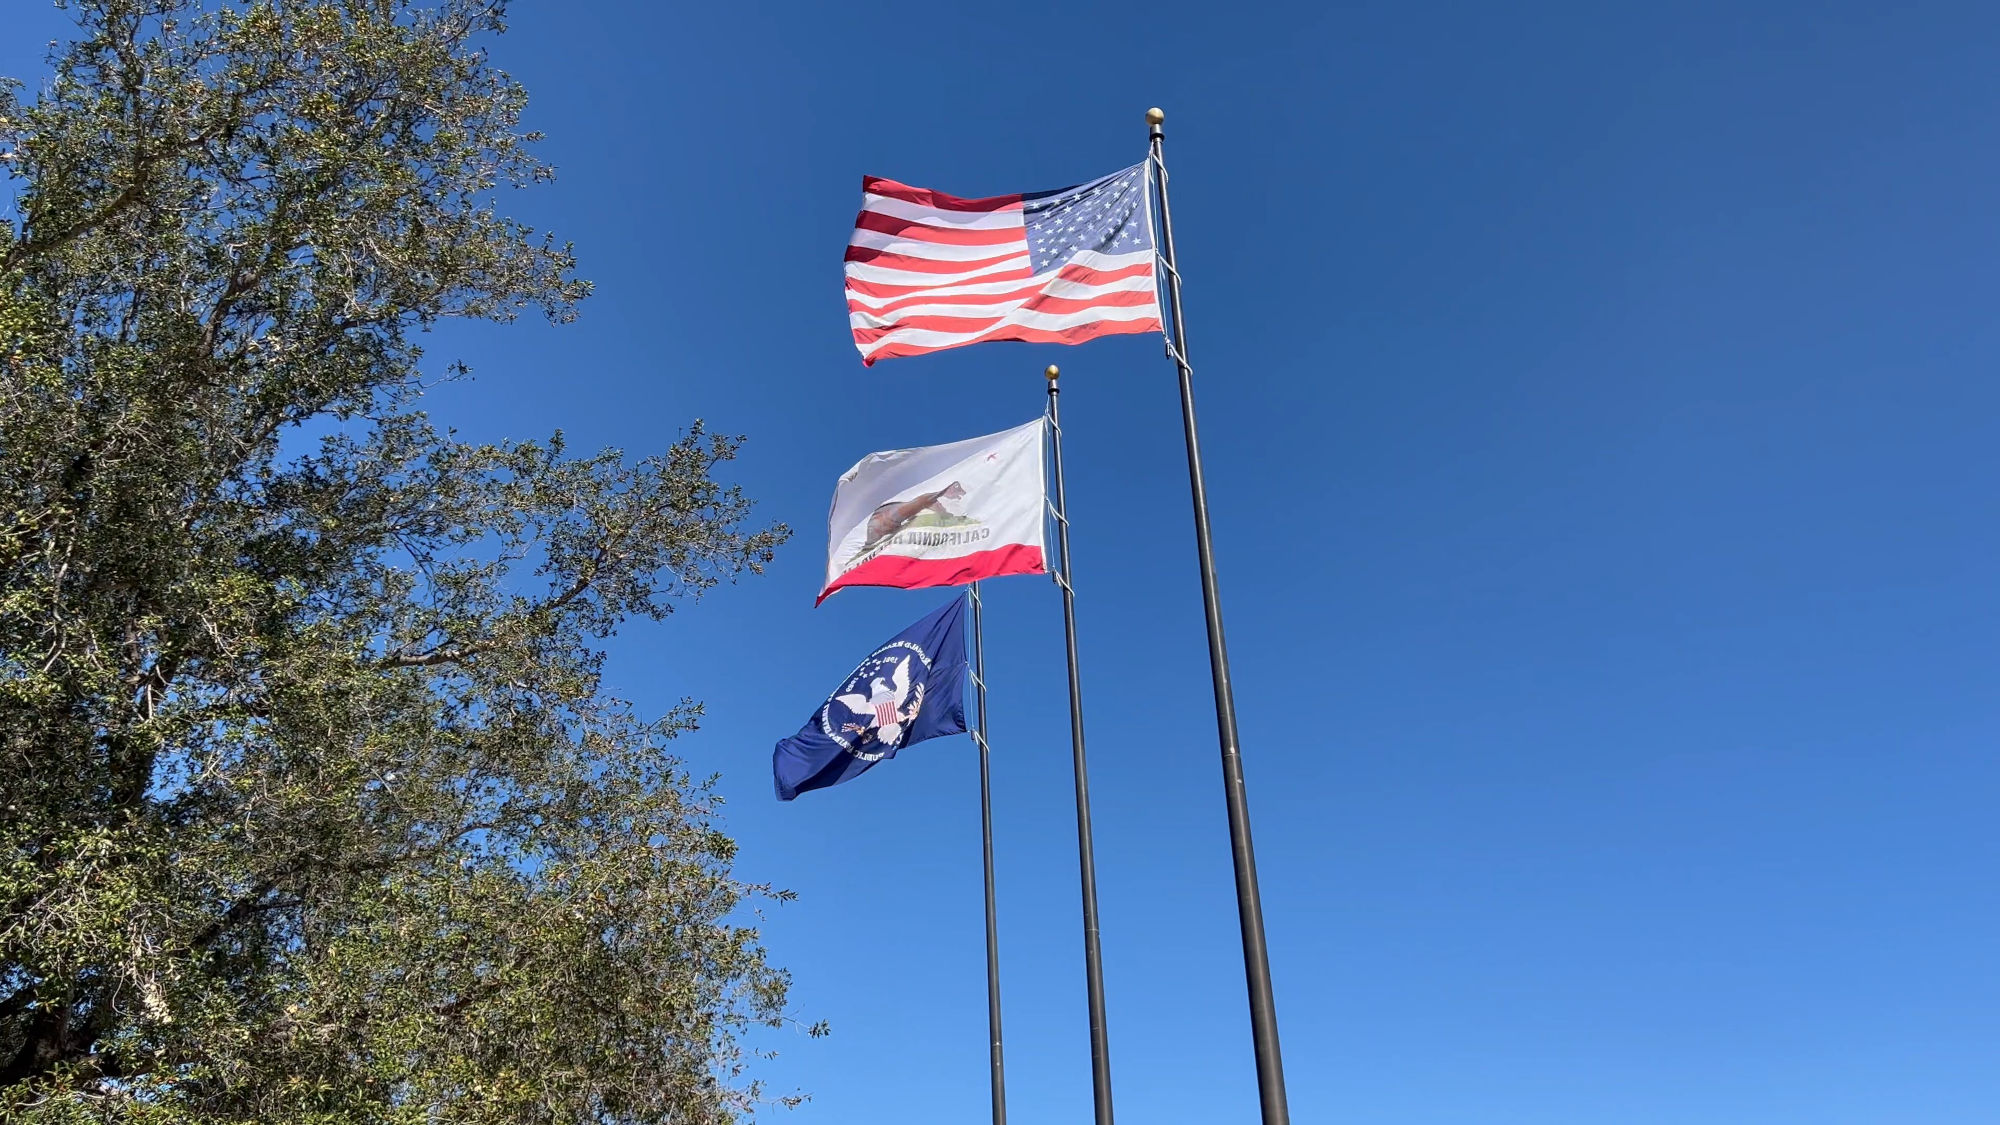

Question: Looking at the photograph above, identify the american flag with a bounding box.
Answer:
[844,162,1163,364]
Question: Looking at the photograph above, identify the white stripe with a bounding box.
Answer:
[861,193,1024,231]
[842,254,1032,288]
[1055,248,1156,274]
[851,299,1025,330]
[844,251,1159,310]
[847,275,1160,330]
[858,304,1160,357]
[847,226,1024,262]
[1039,270,1159,299]
[845,274,1046,310]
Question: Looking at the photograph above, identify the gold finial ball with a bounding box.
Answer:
[1145,107,1165,126]
[1044,364,1061,381]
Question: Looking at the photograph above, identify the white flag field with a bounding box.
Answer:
[819,418,1048,603]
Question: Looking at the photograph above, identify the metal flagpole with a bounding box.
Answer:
[1044,364,1115,1125]
[967,581,1007,1125]
[1144,108,1292,1125]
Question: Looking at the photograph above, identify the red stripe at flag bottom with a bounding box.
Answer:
[817,545,1047,605]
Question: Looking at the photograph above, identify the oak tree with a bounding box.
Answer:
[0,2,803,1120]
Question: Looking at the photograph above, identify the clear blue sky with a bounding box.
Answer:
[12,2,2000,1121]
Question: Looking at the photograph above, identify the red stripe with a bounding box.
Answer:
[849,315,1006,345]
[861,318,1162,365]
[842,244,1029,272]
[843,259,1153,303]
[1020,288,1159,314]
[862,175,1023,214]
[1048,260,1158,286]
[817,545,1046,604]
[850,283,1043,314]
[853,209,1023,246]
[847,292,1159,346]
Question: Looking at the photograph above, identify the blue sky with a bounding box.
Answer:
[10,1,2000,1121]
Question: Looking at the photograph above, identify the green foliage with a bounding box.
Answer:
[0,2,804,1120]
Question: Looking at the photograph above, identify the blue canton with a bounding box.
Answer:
[1023,163,1154,276]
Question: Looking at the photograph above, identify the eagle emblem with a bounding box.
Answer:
[817,643,934,762]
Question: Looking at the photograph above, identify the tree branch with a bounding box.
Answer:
[0,982,37,1023]
[378,545,606,669]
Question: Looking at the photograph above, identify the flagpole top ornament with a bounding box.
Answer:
[1146,107,1165,126]
[1045,365,1061,382]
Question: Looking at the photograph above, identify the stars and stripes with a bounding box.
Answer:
[844,163,1163,364]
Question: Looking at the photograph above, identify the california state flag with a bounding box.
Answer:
[820,418,1047,603]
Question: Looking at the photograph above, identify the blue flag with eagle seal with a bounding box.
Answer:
[773,596,968,801]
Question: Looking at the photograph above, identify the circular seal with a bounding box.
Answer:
[816,639,934,762]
